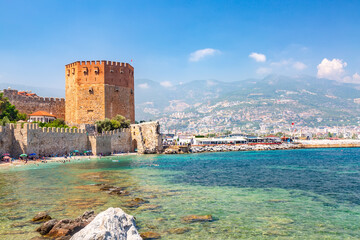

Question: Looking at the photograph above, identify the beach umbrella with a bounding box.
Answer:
[20,154,27,157]
[73,150,79,153]
[29,153,36,156]
[2,153,10,156]
[3,156,11,160]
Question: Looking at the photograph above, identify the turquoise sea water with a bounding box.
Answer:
[1,148,360,239]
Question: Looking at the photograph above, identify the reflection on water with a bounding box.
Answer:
[0,149,360,239]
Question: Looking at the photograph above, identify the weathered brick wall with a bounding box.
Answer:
[3,89,65,119]
[65,60,134,127]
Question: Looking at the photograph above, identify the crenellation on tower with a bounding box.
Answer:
[65,60,135,126]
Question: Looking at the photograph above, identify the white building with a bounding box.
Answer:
[28,111,56,123]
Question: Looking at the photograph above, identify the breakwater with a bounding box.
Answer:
[296,139,360,149]
[190,143,298,153]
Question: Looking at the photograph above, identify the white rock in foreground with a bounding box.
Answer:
[70,207,142,240]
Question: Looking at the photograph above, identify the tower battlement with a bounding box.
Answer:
[65,60,134,71]
[65,60,135,126]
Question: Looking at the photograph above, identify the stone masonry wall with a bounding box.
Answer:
[0,125,14,154]
[65,60,134,127]
[25,125,89,157]
[131,122,163,154]
[0,122,162,157]
[88,129,131,156]
[3,89,65,119]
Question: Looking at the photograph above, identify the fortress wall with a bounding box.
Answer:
[3,89,65,119]
[0,124,14,154]
[12,124,29,156]
[0,123,162,157]
[110,128,131,153]
[88,135,112,156]
[26,126,89,156]
[131,122,163,154]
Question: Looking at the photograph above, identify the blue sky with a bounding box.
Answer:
[1,0,360,93]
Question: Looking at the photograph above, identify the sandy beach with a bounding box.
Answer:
[0,152,138,169]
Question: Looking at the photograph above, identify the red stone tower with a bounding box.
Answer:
[65,60,135,126]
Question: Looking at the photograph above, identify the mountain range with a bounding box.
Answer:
[135,75,360,130]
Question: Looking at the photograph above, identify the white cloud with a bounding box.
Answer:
[256,67,272,75]
[343,73,360,84]
[317,58,347,81]
[138,83,149,89]
[160,81,173,88]
[249,52,266,62]
[293,61,307,70]
[354,73,360,82]
[189,48,220,62]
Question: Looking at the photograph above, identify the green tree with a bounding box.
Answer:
[0,92,26,122]
[223,130,232,136]
[17,112,27,121]
[96,115,131,133]
[113,115,131,128]
[0,116,10,126]
[275,132,284,137]
[34,119,70,128]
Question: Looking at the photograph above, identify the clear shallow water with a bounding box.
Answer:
[1,148,360,239]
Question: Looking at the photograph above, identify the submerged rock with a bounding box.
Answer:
[181,215,213,223]
[36,219,58,235]
[29,237,48,240]
[138,204,161,211]
[167,227,191,234]
[124,198,149,208]
[140,231,161,239]
[70,207,142,240]
[99,185,116,191]
[32,212,52,222]
[36,210,95,238]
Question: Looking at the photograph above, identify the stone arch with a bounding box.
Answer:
[132,139,138,152]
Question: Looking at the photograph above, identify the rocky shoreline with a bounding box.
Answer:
[29,181,214,240]
[164,140,360,154]
[190,143,299,153]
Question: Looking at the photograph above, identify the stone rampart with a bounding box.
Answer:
[131,122,163,154]
[0,122,162,157]
[3,89,65,119]
[0,124,14,154]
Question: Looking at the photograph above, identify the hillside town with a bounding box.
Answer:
[157,98,360,140]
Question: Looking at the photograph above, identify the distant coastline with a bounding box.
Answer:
[166,139,360,154]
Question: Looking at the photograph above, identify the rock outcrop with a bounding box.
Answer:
[35,210,95,239]
[140,231,161,239]
[70,207,142,240]
[32,212,52,222]
[181,215,213,223]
